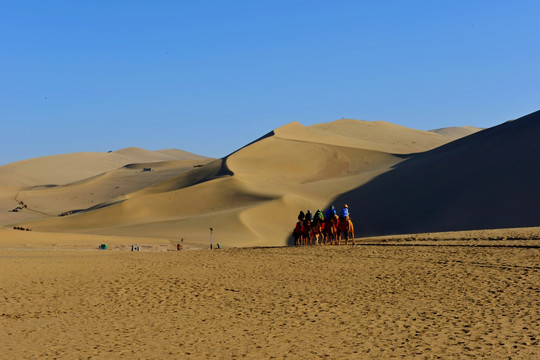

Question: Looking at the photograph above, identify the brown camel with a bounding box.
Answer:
[302,220,313,245]
[336,218,355,245]
[310,219,324,245]
[293,221,304,246]
[324,215,339,245]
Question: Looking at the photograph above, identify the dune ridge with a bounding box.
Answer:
[429,125,484,140]
[0,147,211,188]
[333,109,540,236]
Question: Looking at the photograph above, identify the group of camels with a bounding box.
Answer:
[293,215,355,246]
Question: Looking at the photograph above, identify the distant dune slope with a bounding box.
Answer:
[308,119,453,154]
[0,158,215,226]
[0,147,211,187]
[429,126,484,140]
[334,110,540,236]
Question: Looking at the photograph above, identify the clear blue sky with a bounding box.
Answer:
[1,1,539,165]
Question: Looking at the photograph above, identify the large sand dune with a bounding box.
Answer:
[1,113,539,248]
[0,148,214,230]
[333,110,540,236]
[3,120,453,247]
[0,146,210,188]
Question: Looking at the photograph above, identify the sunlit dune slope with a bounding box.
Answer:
[334,110,540,236]
[1,154,224,226]
[19,145,402,246]
[0,147,210,187]
[429,125,484,140]
[11,120,465,247]
[0,158,214,225]
[308,119,452,154]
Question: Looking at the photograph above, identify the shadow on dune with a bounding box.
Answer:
[286,232,296,247]
[137,157,234,194]
[64,158,236,215]
[333,110,540,236]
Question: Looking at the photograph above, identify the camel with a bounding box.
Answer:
[293,215,354,246]
[302,220,313,245]
[323,215,339,245]
[293,221,304,246]
[336,218,355,245]
[310,219,325,245]
[292,220,313,246]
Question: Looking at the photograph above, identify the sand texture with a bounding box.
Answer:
[1,244,538,359]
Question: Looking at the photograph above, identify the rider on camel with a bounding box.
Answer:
[298,210,305,222]
[325,205,337,220]
[340,204,350,221]
[305,209,313,223]
[314,209,324,224]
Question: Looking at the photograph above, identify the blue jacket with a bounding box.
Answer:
[341,207,349,217]
[326,208,336,218]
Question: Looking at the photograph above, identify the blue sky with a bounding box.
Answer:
[1,1,539,165]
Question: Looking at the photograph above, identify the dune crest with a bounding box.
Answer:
[429,125,484,140]
[0,148,213,188]
[333,110,540,235]
[308,119,453,154]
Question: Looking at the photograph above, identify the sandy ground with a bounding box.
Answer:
[1,242,538,359]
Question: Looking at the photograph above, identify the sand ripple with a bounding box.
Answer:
[1,246,538,358]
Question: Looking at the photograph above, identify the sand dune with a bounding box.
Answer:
[7,122,411,247]
[0,146,211,187]
[429,125,483,140]
[0,158,215,228]
[333,110,540,235]
[2,113,539,248]
[309,119,455,154]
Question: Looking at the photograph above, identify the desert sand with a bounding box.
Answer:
[1,114,539,358]
[0,112,538,248]
[1,241,538,359]
[428,125,484,140]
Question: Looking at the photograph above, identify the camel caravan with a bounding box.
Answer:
[293,205,355,246]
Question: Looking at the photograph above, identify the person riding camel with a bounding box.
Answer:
[298,210,305,222]
[305,209,313,223]
[294,220,303,234]
[314,209,324,224]
[340,204,350,221]
[325,205,337,220]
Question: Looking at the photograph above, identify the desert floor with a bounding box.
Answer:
[1,241,538,359]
